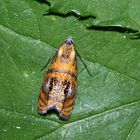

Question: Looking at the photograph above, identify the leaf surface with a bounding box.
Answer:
[0,0,140,139]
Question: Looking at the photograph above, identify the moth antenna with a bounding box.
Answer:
[41,48,57,71]
[41,36,73,71]
[74,45,92,76]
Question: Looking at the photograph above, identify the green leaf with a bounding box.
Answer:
[0,0,140,139]
[48,0,140,30]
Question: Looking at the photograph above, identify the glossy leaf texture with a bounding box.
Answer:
[0,0,140,140]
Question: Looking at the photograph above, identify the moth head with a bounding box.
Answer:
[65,36,74,45]
[58,37,76,64]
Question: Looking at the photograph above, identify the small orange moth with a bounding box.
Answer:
[38,37,77,120]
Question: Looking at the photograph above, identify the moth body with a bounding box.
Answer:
[38,37,77,120]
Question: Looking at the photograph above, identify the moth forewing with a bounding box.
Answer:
[38,37,77,120]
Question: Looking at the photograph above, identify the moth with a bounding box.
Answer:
[38,37,77,120]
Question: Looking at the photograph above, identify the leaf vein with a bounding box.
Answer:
[38,99,140,139]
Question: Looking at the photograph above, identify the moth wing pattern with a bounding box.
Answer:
[38,37,78,120]
[60,82,77,120]
[38,76,52,114]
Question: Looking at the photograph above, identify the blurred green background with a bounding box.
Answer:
[0,0,140,139]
